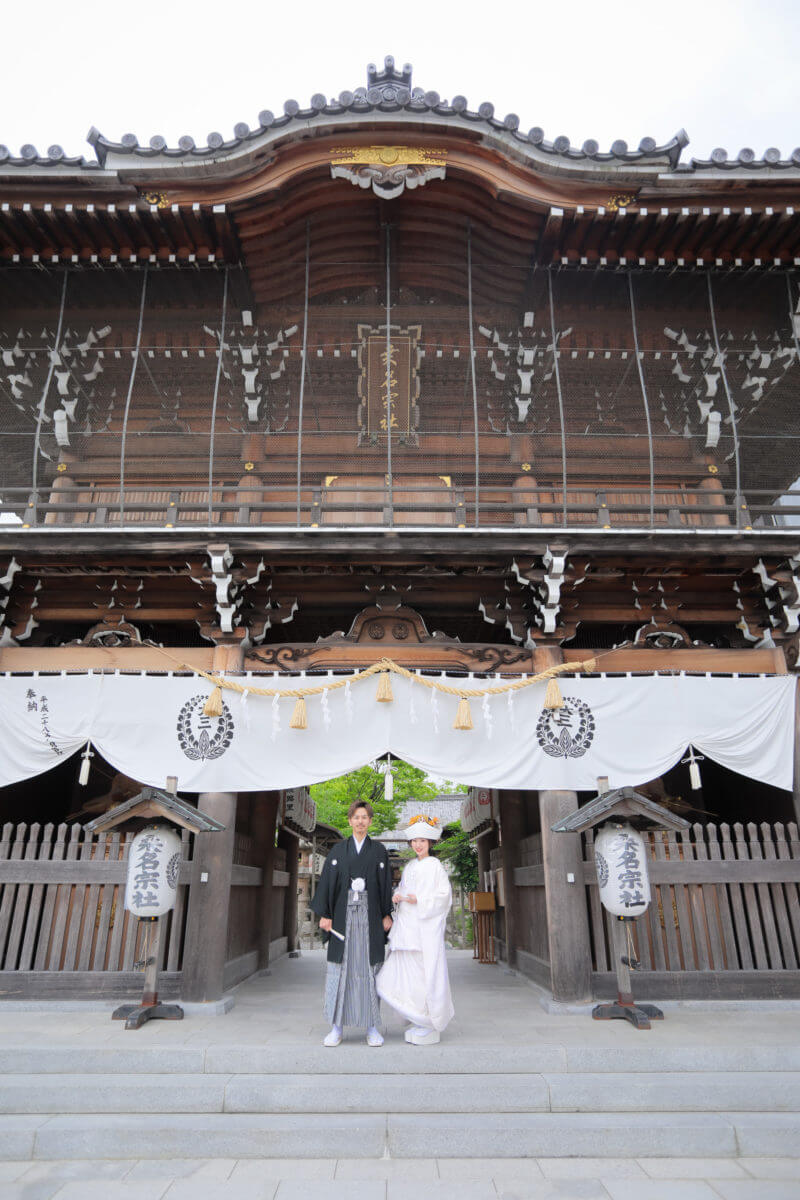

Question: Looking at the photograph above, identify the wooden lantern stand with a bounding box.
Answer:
[551,785,690,1032]
[112,914,185,1030]
[592,913,664,1030]
[85,779,226,1031]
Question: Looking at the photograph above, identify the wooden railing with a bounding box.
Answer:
[4,482,799,530]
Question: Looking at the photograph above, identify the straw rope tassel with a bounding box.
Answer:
[376,671,394,703]
[290,696,308,729]
[203,686,223,717]
[543,677,564,710]
[453,696,473,730]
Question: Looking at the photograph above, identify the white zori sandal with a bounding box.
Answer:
[405,1026,440,1045]
[323,1026,343,1047]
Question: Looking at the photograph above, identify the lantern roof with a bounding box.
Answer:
[84,785,226,834]
[551,786,690,834]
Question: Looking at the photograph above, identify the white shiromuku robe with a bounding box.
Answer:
[376,855,455,1033]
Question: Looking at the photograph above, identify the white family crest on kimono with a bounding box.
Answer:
[377,854,455,1034]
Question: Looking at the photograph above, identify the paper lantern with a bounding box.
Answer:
[124,826,182,918]
[460,788,493,833]
[593,823,651,918]
[283,787,317,833]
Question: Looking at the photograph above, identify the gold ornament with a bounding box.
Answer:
[606,193,637,213]
[330,145,447,167]
[142,191,169,208]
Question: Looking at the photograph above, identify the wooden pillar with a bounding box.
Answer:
[793,678,800,826]
[181,791,237,1002]
[279,826,301,956]
[498,791,524,969]
[539,789,593,1003]
[236,473,261,525]
[254,792,280,970]
[512,473,541,526]
[181,638,243,1002]
[44,471,75,525]
[698,471,731,527]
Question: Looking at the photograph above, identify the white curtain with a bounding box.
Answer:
[1,671,793,793]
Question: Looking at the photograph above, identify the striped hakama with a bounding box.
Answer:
[323,889,382,1029]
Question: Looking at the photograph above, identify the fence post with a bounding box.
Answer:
[539,789,593,1003]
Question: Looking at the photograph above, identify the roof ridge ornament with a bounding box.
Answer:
[331,144,447,199]
[366,56,413,103]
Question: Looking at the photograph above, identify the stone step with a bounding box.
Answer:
[1,1111,798,1161]
[3,1041,800,1075]
[2,1071,798,1115]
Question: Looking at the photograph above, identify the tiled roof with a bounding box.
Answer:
[3,57,796,179]
[377,792,466,842]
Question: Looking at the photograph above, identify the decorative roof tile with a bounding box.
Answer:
[1,57,798,179]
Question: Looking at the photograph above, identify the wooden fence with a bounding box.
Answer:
[0,822,191,999]
[586,822,800,999]
[508,821,800,999]
[0,820,294,1001]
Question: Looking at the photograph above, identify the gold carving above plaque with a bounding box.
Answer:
[331,146,447,165]
[331,146,447,199]
[357,324,421,446]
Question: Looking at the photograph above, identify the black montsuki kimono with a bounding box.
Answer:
[311,835,393,966]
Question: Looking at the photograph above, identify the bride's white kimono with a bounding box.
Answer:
[376,855,455,1032]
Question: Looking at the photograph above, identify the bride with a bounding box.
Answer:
[376,815,455,1045]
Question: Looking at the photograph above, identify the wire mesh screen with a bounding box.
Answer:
[1,258,799,529]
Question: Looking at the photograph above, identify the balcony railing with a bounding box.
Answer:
[2,481,798,531]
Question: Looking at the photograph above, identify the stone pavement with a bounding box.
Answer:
[0,1155,799,1199]
[0,950,798,1190]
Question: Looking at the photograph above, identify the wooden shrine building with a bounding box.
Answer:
[0,57,799,1005]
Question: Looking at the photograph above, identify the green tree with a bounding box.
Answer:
[311,759,442,835]
[436,821,479,892]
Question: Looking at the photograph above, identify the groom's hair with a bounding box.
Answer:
[348,800,374,819]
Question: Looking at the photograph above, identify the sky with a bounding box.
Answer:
[0,0,798,164]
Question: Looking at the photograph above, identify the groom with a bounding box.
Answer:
[311,800,393,1046]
